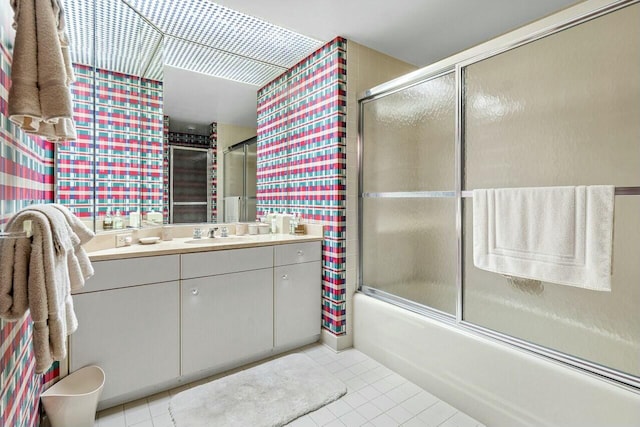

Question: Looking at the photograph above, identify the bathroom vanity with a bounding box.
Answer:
[70,234,322,408]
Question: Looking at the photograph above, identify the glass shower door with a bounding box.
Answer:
[170,146,210,223]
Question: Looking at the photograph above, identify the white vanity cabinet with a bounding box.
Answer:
[181,246,274,375]
[274,242,322,348]
[69,255,180,403]
[71,239,322,406]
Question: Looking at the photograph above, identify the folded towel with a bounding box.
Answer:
[8,0,76,141]
[0,204,94,373]
[51,204,95,289]
[2,210,73,372]
[0,234,31,320]
[473,186,615,291]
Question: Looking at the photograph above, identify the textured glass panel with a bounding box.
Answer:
[465,4,640,189]
[172,149,208,203]
[224,148,245,197]
[362,73,455,193]
[362,198,457,314]
[462,4,640,377]
[463,197,640,376]
[172,204,207,224]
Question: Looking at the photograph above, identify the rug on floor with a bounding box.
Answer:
[169,353,347,427]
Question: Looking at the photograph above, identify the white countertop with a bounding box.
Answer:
[87,233,323,261]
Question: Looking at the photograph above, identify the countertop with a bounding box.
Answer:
[87,233,323,261]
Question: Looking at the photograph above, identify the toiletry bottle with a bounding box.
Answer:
[270,214,277,234]
[113,210,123,229]
[290,211,298,234]
[103,210,113,230]
[129,209,140,228]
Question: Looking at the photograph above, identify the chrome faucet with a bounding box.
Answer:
[208,227,218,238]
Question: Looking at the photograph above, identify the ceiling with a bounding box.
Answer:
[66,0,582,129]
[169,0,581,128]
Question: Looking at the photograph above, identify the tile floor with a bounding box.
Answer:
[96,344,485,427]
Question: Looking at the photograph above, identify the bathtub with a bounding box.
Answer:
[353,293,640,427]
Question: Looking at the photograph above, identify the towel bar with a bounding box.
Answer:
[460,186,640,198]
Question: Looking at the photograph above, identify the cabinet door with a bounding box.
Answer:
[274,261,321,348]
[182,268,273,375]
[69,281,180,402]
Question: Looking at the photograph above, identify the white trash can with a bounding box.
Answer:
[41,365,105,427]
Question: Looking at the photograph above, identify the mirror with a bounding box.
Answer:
[56,0,165,231]
[57,0,259,231]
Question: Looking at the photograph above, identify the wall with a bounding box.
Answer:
[0,2,55,426]
[256,37,415,343]
[257,37,348,336]
[343,41,417,348]
[216,123,257,216]
[56,65,164,225]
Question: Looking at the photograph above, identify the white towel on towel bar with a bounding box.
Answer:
[224,196,241,223]
[472,186,615,291]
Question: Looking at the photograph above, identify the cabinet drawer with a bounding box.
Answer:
[77,255,180,293]
[181,246,273,279]
[274,242,321,266]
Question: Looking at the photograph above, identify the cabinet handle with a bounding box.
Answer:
[191,288,199,296]
[282,274,288,280]
[297,250,304,256]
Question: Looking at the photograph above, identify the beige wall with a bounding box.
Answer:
[216,123,256,214]
[334,41,417,349]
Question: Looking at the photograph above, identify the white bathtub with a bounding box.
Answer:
[353,293,640,427]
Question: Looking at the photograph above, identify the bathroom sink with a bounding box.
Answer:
[184,237,250,244]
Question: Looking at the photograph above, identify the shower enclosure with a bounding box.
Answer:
[223,137,257,223]
[359,0,640,390]
[170,146,211,223]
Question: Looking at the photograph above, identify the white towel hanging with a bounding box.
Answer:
[472,185,615,291]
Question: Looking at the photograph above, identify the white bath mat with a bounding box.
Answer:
[169,353,347,427]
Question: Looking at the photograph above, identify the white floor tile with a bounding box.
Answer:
[309,406,337,426]
[358,384,383,401]
[440,411,481,427]
[401,416,428,427]
[386,404,414,425]
[385,381,421,404]
[146,391,170,417]
[97,414,126,427]
[151,413,174,427]
[123,399,151,426]
[345,376,369,391]
[97,406,126,427]
[287,415,318,426]
[97,344,484,427]
[335,367,357,382]
[370,394,396,412]
[323,419,346,427]
[369,413,399,427]
[349,361,372,376]
[128,420,152,427]
[416,401,458,426]
[371,376,400,394]
[327,399,354,418]
[340,410,369,427]
[355,402,384,421]
[342,391,369,409]
[400,391,439,415]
